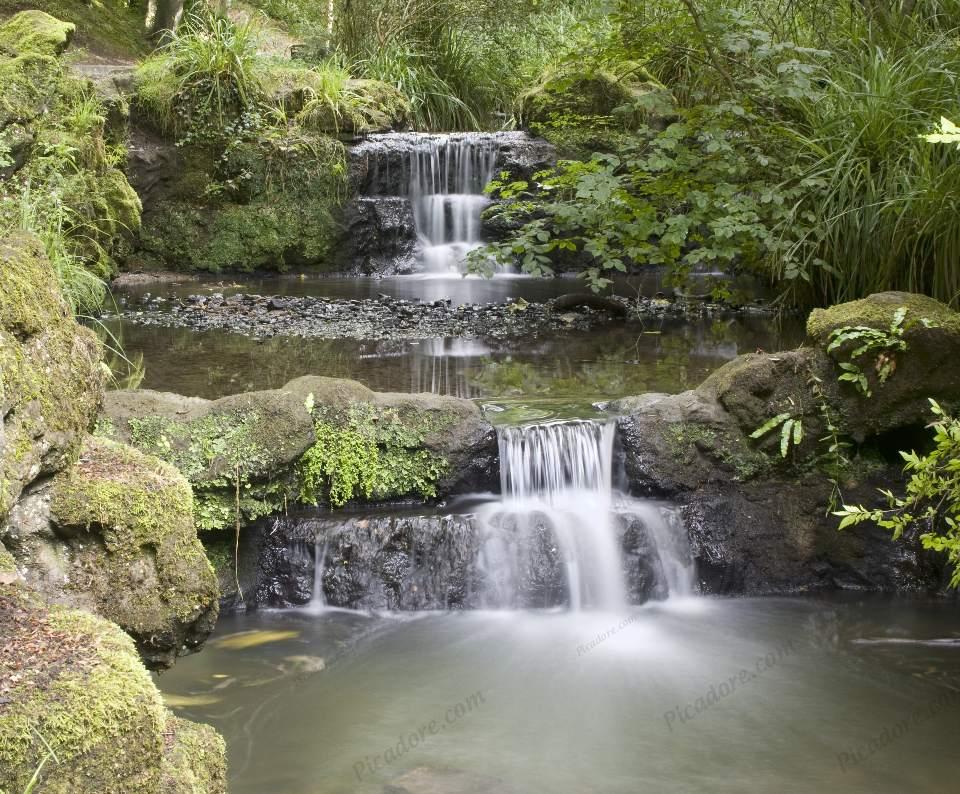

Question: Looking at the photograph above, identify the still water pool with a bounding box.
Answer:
[156,597,959,794]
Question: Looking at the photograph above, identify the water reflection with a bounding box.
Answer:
[102,315,804,401]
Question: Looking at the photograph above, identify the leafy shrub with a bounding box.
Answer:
[836,400,960,587]
[135,8,263,137]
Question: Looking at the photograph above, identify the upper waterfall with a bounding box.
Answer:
[345,132,555,275]
[409,136,499,273]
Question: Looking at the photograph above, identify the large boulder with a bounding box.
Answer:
[0,10,75,57]
[0,586,226,793]
[101,385,316,532]
[100,376,497,535]
[0,234,104,524]
[807,291,960,439]
[4,436,219,669]
[613,291,960,595]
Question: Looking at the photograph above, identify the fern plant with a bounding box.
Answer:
[750,409,804,458]
[826,306,933,397]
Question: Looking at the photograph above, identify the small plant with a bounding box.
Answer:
[835,400,960,587]
[750,405,804,458]
[299,397,448,508]
[826,307,932,397]
[809,372,851,512]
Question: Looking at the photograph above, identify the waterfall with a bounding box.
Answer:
[308,537,328,611]
[408,136,500,273]
[477,420,694,610]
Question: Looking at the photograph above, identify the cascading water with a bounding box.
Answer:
[477,420,694,610]
[408,136,500,273]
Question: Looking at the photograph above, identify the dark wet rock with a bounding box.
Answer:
[226,503,677,612]
[612,291,960,596]
[553,292,630,317]
[335,196,418,275]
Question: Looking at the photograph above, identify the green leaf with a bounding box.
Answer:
[750,413,790,439]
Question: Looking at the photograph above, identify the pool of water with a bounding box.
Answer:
[155,596,960,794]
[114,271,749,307]
[104,279,801,401]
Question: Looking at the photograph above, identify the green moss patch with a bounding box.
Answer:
[299,401,451,507]
[50,436,219,667]
[806,291,960,343]
[0,1,149,58]
[0,588,167,792]
[0,9,74,57]
[0,233,104,522]
[160,716,228,794]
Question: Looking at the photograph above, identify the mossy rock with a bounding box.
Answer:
[0,587,224,793]
[0,539,16,576]
[0,1,149,58]
[100,387,316,531]
[131,130,345,272]
[0,233,104,524]
[101,377,497,521]
[806,291,960,341]
[0,50,61,129]
[806,292,960,440]
[49,436,219,668]
[697,348,833,448]
[347,78,411,132]
[0,10,74,57]
[520,65,673,157]
[160,716,228,794]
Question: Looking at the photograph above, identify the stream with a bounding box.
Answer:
[139,132,957,793]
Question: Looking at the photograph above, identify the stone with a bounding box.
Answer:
[0,11,75,58]
[806,291,960,439]
[0,587,225,793]
[0,234,104,525]
[4,436,219,669]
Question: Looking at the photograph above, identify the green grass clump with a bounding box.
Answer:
[135,7,263,136]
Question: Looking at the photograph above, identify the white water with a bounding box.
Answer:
[408,136,500,274]
[478,420,694,610]
[309,537,328,610]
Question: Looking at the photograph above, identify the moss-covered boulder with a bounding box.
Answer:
[520,65,674,156]
[0,10,75,57]
[128,127,346,272]
[1,436,219,669]
[0,587,225,793]
[611,292,960,596]
[284,376,498,505]
[100,386,317,531]
[100,376,497,533]
[160,716,229,793]
[806,291,960,439]
[3,433,219,668]
[0,234,104,524]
